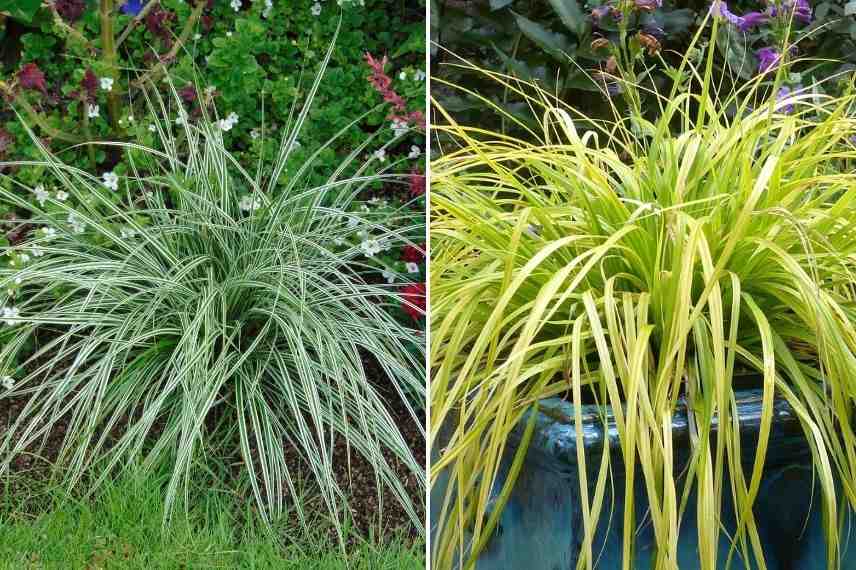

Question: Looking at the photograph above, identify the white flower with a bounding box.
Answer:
[68,213,86,234]
[204,85,217,97]
[250,128,260,140]
[1,376,13,390]
[405,262,420,274]
[382,270,396,284]
[226,31,233,37]
[262,0,273,17]
[408,145,421,159]
[40,227,57,239]
[2,306,20,326]
[193,33,202,41]
[33,185,49,206]
[30,247,44,258]
[55,190,69,202]
[218,112,239,132]
[360,239,382,258]
[373,148,387,162]
[120,227,137,239]
[148,124,157,132]
[230,0,241,11]
[102,171,119,191]
[100,77,114,91]
[399,71,407,81]
[87,104,100,118]
[391,118,409,138]
[127,115,134,123]
[414,69,426,81]
[239,195,262,212]
[311,2,322,16]
[18,253,30,263]
[175,114,186,126]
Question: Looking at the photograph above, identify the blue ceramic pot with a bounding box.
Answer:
[431,389,856,569]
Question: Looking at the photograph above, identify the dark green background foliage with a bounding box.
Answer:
[432,0,855,127]
[1,0,427,317]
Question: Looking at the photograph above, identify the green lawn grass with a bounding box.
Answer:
[0,471,424,569]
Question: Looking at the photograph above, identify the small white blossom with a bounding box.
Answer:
[405,262,420,274]
[360,239,382,258]
[127,115,134,123]
[414,70,426,81]
[239,195,262,212]
[120,227,137,239]
[262,0,273,17]
[399,71,407,81]
[102,171,119,191]
[218,112,239,132]
[391,118,409,138]
[250,128,260,140]
[18,253,30,263]
[148,124,157,132]
[40,227,57,240]
[204,85,217,97]
[100,77,114,91]
[230,0,241,11]
[30,247,44,258]
[68,213,86,234]
[175,114,186,126]
[226,31,233,37]
[408,145,421,159]
[311,2,322,16]
[87,104,100,118]
[1,376,13,390]
[55,190,69,202]
[373,148,387,162]
[382,270,396,284]
[193,33,202,41]
[33,185,49,206]
[2,306,20,326]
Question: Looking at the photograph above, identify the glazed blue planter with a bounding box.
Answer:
[431,389,856,569]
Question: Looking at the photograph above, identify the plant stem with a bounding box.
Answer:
[116,0,162,49]
[132,0,206,90]
[100,0,122,132]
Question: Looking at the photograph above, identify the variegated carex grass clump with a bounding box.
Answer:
[0,43,425,544]
[430,34,856,570]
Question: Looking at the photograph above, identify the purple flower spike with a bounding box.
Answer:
[635,0,662,11]
[776,86,796,114]
[591,5,611,19]
[756,47,781,74]
[793,0,812,23]
[121,0,147,16]
[737,11,768,31]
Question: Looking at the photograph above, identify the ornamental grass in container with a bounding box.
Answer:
[429,24,856,570]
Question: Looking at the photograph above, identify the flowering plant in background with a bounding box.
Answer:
[0,0,426,329]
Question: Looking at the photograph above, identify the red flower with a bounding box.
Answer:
[55,0,86,22]
[18,63,47,94]
[0,129,13,156]
[179,84,197,103]
[409,168,425,198]
[81,69,98,101]
[401,283,426,320]
[401,243,425,263]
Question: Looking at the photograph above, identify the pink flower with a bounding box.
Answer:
[82,69,98,101]
[18,63,47,94]
[401,283,426,320]
[409,168,425,198]
[401,243,425,263]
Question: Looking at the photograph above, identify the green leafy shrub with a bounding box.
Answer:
[0,0,427,302]
[430,38,856,569]
[432,0,854,128]
[0,64,426,542]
